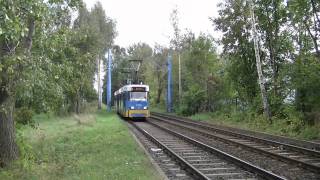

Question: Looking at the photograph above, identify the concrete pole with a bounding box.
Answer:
[106,49,112,111]
[167,54,173,112]
[98,57,102,109]
[178,53,182,106]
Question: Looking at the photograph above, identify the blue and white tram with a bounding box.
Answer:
[114,84,150,118]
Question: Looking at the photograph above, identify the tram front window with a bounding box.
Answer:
[130,92,147,101]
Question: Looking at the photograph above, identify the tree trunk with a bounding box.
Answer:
[304,21,320,58]
[0,13,35,168]
[250,2,272,121]
[73,91,81,114]
[76,94,81,114]
[156,71,163,104]
[0,90,18,167]
[266,31,278,95]
[156,82,162,104]
[76,99,80,114]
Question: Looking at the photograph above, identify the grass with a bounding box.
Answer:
[0,110,161,180]
[150,105,167,113]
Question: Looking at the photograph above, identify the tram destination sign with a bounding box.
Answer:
[132,87,146,92]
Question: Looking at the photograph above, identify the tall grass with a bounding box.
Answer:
[189,110,320,140]
[0,110,160,179]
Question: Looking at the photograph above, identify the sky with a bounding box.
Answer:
[84,0,222,48]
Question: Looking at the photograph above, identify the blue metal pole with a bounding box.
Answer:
[167,54,173,112]
[106,49,112,111]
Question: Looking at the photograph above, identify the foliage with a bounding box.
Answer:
[10,1,117,114]
[210,0,320,125]
[144,45,168,105]
[143,0,319,138]
[290,55,320,123]
[213,0,260,109]
[0,0,116,166]
[185,108,319,140]
[176,34,223,114]
[15,128,35,170]
[14,107,35,127]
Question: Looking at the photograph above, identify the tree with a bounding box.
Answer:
[212,0,260,109]
[0,0,46,167]
[288,0,320,58]
[148,45,169,104]
[180,34,221,114]
[0,0,117,166]
[67,3,116,113]
[287,0,320,122]
[170,7,182,105]
[212,0,320,124]
[0,0,82,167]
[250,1,272,121]
[127,43,153,83]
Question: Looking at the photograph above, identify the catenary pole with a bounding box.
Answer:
[178,53,181,105]
[167,54,173,112]
[106,49,112,111]
[97,57,102,109]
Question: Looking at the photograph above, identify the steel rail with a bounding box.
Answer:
[146,120,286,180]
[150,116,320,173]
[129,122,211,180]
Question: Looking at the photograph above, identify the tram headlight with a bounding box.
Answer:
[130,106,134,110]
[143,106,147,110]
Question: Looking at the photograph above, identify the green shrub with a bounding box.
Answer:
[14,107,35,127]
[15,128,35,169]
[281,107,304,134]
[299,126,320,140]
[176,104,191,116]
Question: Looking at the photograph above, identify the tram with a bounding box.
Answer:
[114,84,150,119]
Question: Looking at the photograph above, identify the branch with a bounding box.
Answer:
[25,17,35,54]
[310,0,320,28]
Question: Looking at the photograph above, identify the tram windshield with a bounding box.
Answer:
[130,92,147,101]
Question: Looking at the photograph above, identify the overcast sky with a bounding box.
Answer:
[84,0,222,48]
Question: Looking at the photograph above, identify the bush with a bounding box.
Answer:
[14,107,35,127]
[299,126,320,140]
[15,128,35,169]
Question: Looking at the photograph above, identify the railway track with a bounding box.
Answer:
[128,120,285,180]
[152,112,320,151]
[150,112,320,178]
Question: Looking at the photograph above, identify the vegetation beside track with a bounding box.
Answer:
[152,107,319,141]
[0,111,160,180]
[188,112,320,141]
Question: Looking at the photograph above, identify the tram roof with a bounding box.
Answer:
[114,84,149,96]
